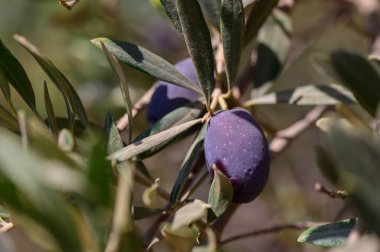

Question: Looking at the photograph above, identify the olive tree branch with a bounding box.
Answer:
[314,182,349,199]
[218,221,321,246]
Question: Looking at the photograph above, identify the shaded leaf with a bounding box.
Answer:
[101,42,133,144]
[134,206,162,220]
[298,219,356,248]
[245,84,356,106]
[172,199,211,230]
[0,40,36,111]
[243,0,256,8]
[43,83,58,134]
[134,101,204,160]
[207,165,233,223]
[199,0,221,29]
[109,118,203,163]
[159,0,183,33]
[14,35,89,128]
[244,0,279,46]
[221,0,245,89]
[91,38,202,94]
[170,123,207,205]
[331,50,380,116]
[105,112,124,154]
[192,228,217,252]
[176,0,215,106]
[0,68,10,103]
[0,105,18,131]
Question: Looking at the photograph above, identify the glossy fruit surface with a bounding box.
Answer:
[204,108,270,203]
[147,57,200,126]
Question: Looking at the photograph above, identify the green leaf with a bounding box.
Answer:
[199,0,221,29]
[0,67,10,103]
[43,83,58,134]
[0,40,36,112]
[0,130,84,251]
[134,100,204,160]
[176,0,215,106]
[331,50,380,116]
[207,165,233,223]
[91,38,202,95]
[297,219,357,248]
[104,112,124,154]
[171,199,211,230]
[245,84,356,106]
[159,0,183,34]
[170,123,206,205]
[108,118,203,163]
[14,35,89,129]
[101,42,133,144]
[192,228,217,252]
[244,0,279,46]
[221,0,245,90]
[0,105,18,131]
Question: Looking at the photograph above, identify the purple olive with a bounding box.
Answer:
[204,108,270,203]
[147,58,201,126]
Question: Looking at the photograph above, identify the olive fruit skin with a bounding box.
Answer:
[147,58,200,126]
[204,108,270,203]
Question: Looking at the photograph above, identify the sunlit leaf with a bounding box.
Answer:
[176,0,215,106]
[170,123,206,205]
[171,199,210,230]
[245,84,355,106]
[134,101,204,160]
[91,38,202,95]
[221,0,245,90]
[0,40,36,112]
[109,118,203,163]
[161,224,197,252]
[101,42,133,144]
[298,219,356,248]
[207,165,233,222]
[58,129,75,152]
[143,179,161,209]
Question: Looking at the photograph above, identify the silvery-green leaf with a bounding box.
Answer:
[171,199,211,230]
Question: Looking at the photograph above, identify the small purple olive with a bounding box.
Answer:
[204,108,270,203]
[147,58,201,126]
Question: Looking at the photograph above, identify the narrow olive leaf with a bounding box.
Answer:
[253,9,292,90]
[0,105,19,131]
[101,42,133,144]
[108,118,203,163]
[221,0,245,90]
[244,84,356,106]
[298,219,357,248]
[199,0,221,29]
[43,83,58,134]
[0,40,36,112]
[14,35,89,128]
[0,68,10,103]
[207,165,233,223]
[159,0,183,34]
[176,0,215,106]
[331,50,380,116]
[134,207,162,220]
[134,100,204,160]
[244,0,279,46]
[91,38,202,95]
[104,112,124,154]
[243,0,256,8]
[170,123,207,205]
[171,199,211,230]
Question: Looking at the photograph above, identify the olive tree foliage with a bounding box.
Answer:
[0,0,379,251]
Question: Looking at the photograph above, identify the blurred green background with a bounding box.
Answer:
[0,0,373,251]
